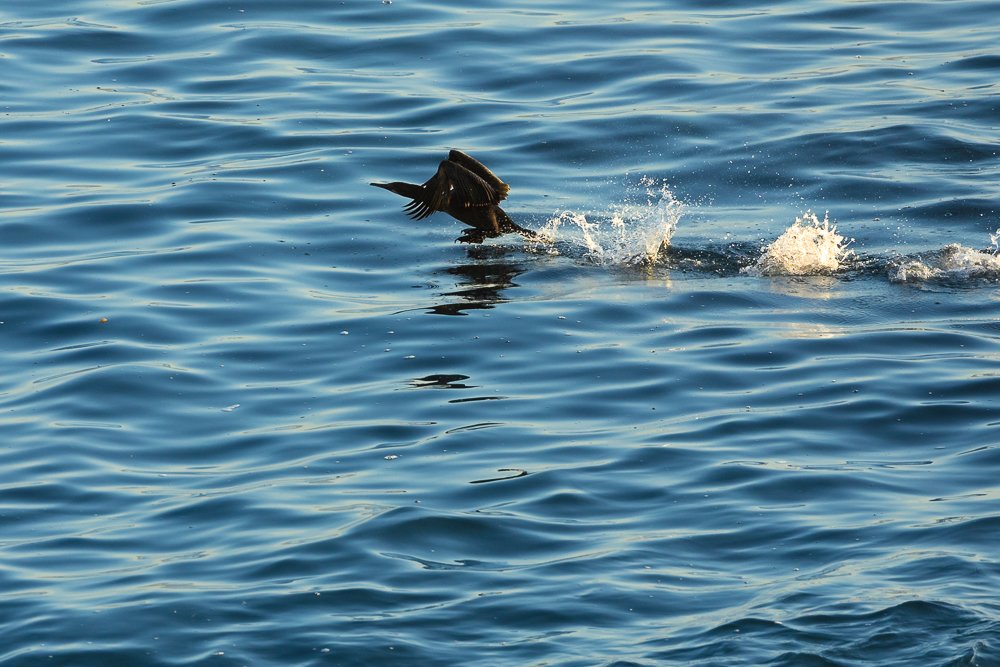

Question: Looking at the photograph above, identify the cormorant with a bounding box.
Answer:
[371,149,538,243]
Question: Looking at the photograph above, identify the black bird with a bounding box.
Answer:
[371,149,538,243]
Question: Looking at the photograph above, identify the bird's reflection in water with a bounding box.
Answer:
[409,374,475,389]
[427,245,526,316]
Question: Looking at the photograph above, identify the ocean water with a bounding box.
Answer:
[2,0,999,665]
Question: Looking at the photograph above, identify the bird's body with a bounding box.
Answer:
[371,149,537,243]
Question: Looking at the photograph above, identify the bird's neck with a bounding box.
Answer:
[384,181,424,199]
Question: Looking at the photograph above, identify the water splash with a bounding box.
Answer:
[526,190,1000,288]
[888,241,1000,283]
[743,211,853,277]
[531,177,683,265]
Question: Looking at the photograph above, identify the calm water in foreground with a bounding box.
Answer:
[2,1,1000,665]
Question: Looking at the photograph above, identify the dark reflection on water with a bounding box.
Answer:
[410,373,475,389]
[3,0,1000,665]
[427,246,526,315]
[469,468,528,484]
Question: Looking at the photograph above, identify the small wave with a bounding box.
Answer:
[888,236,1000,284]
[742,211,853,277]
[531,177,683,265]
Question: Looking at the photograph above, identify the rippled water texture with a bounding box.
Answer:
[2,1,1000,665]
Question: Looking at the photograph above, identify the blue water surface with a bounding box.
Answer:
[2,1,1000,665]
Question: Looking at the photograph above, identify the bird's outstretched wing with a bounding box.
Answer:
[447,149,509,203]
[402,156,504,220]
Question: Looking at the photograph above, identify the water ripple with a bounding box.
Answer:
[3,0,1000,664]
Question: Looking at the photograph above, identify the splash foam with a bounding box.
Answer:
[743,211,853,277]
[531,177,683,265]
[888,241,1000,283]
